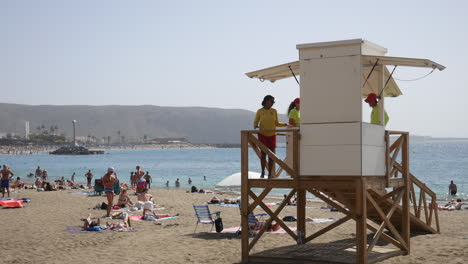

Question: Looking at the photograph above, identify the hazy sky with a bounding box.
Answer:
[1,1,467,137]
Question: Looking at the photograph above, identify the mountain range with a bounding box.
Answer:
[0,103,269,144]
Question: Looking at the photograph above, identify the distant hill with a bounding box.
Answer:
[0,103,275,144]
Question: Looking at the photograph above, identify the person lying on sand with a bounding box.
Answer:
[67,179,78,188]
[82,213,101,229]
[106,212,132,231]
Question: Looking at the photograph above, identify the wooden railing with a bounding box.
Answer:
[385,131,440,233]
[241,129,300,179]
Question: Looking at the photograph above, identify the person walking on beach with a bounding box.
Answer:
[85,170,93,188]
[135,165,145,182]
[449,180,457,196]
[1,164,14,197]
[102,167,118,217]
[175,178,180,187]
[71,172,76,182]
[144,171,152,189]
[253,95,288,178]
[365,93,389,125]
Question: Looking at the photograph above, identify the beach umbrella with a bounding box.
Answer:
[215,171,262,189]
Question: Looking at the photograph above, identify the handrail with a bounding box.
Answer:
[385,130,439,233]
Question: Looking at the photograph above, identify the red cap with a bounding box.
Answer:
[293,97,300,103]
[365,93,377,103]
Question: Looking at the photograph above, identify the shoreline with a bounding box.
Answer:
[0,143,215,155]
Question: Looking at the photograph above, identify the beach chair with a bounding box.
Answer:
[113,180,121,195]
[94,179,104,196]
[193,204,221,233]
[238,206,267,235]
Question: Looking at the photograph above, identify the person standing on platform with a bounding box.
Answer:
[287,97,300,127]
[253,95,288,179]
[365,93,389,125]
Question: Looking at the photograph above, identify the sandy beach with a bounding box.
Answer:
[0,188,466,264]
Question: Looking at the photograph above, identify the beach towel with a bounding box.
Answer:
[66,226,136,234]
[113,207,164,212]
[0,200,24,208]
[215,203,239,207]
[214,226,297,234]
[129,215,180,221]
[306,218,339,224]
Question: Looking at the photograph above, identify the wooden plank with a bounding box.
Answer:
[356,179,368,264]
[305,216,351,243]
[249,178,295,188]
[249,140,262,160]
[367,189,405,253]
[250,190,298,243]
[241,128,299,134]
[249,135,297,177]
[422,192,429,224]
[428,199,433,227]
[401,134,411,254]
[385,131,390,186]
[248,187,272,212]
[240,131,250,262]
[296,188,306,244]
[292,130,300,179]
[367,189,408,251]
[433,201,440,233]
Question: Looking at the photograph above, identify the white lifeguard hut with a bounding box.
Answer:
[241,39,445,263]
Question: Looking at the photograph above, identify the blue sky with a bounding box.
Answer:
[1,1,467,137]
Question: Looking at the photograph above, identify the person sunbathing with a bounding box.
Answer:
[106,212,132,231]
[13,177,25,189]
[116,189,134,208]
[136,188,155,216]
[82,213,101,229]
[67,179,78,188]
[34,177,42,188]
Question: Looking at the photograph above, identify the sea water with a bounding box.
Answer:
[1,140,466,201]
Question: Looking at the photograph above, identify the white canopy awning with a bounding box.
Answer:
[245,55,445,98]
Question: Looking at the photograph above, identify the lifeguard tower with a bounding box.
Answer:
[241,39,445,263]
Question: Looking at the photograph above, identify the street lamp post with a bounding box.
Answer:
[72,120,77,146]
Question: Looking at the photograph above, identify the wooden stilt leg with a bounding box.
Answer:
[241,132,250,262]
[402,134,411,254]
[296,188,306,244]
[356,178,368,264]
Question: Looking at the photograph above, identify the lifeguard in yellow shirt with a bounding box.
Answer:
[365,93,389,126]
[253,95,288,178]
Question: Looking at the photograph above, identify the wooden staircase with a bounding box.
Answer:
[317,176,439,235]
